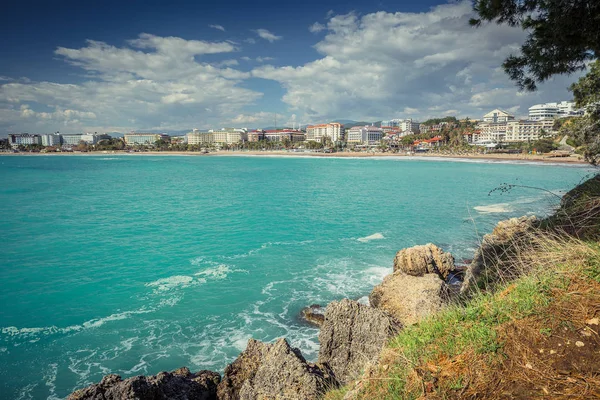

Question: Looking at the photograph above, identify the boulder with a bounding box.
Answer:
[67,367,220,400]
[461,216,538,293]
[318,299,401,385]
[393,243,455,279]
[369,272,448,326]
[218,338,335,400]
[301,304,325,327]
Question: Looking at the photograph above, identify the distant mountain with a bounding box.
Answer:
[343,121,376,129]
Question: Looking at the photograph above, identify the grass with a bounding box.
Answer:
[324,235,600,400]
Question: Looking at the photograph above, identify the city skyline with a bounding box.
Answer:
[0,0,586,135]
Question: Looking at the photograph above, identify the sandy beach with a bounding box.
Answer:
[0,150,588,164]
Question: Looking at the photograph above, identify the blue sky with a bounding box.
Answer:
[0,0,583,134]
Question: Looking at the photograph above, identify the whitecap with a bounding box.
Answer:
[194,264,248,280]
[1,309,154,340]
[473,203,514,213]
[81,309,154,329]
[357,232,385,242]
[15,383,37,400]
[145,275,195,292]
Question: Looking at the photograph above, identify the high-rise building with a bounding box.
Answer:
[305,122,344,142]
[528,101,583,120]
[482,109,515,123]
[7,134,42,148]
[124,133,170,146]
[41,133,62,146]
[381,119,420,135]
[346,126,383,144]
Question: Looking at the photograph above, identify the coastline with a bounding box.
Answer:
[0,150,587,165]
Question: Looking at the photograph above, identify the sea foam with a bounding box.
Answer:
[145,275,195,292]
[357,232,385,242]
[474,203,514,214]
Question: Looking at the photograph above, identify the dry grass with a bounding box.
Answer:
[326,231,600,400]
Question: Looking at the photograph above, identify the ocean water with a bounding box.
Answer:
[0,155,593,399]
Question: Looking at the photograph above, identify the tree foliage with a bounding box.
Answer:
[421,116,458,126]
[471,0,600,91]
[560,60,600,164]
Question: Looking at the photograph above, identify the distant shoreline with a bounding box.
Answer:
[0,150,588,165]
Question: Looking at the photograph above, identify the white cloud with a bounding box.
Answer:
[309,22,326,33]
[228,111,286,126]
[252,1,583,122]
[209,24,226,32]
[215,59,240,67]
[0,33,262,132]
[240,56,275,63]
[254,29,282,43]
[244,38,257,44]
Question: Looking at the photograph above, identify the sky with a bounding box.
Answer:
[0,0,586,135]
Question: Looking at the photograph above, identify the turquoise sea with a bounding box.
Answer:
[0,155,593,399]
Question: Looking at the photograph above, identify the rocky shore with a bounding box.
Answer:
[68,218,537,400]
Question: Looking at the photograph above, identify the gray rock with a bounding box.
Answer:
[461,216,538,293]
[67,367,220,400]
[393,243,455,279]
[218,338,335,400]
[370,272,448,326]
[318,299,401,385]
[301,304,325,327]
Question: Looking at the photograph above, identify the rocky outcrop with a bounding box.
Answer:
[370,272,448,326]
[318,299,401,385]
[461,216,538,293]
[67,367,220,400]
[301,304,325,327]
[393,243,455,279]
[217,338,336,400]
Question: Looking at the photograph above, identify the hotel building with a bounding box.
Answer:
[504,119,554,142]
[41,133,63,146]
[305,122,344,142]
[482,109,515,123]
[8,133,42,148]
[528,101,583,120]
[124,133,170,146]
[346,126,383,144]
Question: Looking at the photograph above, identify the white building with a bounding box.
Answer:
[346,126,383,144]
[8,134,42,148]
[208,128,248,144]
[399,119,420,135]
[477,119,555,143]
[187,129,213,145]
[305,122,344,142]
[124,133,170,146]
[381,118,420,134]
[476,123,508,143]
[80,133,111,145]
[528,101,583,120]
[41,133,62,146]
[505,120,554,142]
[482,109,515,123]
[61,134,84,146]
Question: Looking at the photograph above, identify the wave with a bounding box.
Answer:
[194,264,248,280]
[357,232,385,243]
[473,203,514,214]
[1,309,154,341]
[145,275,197,292]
